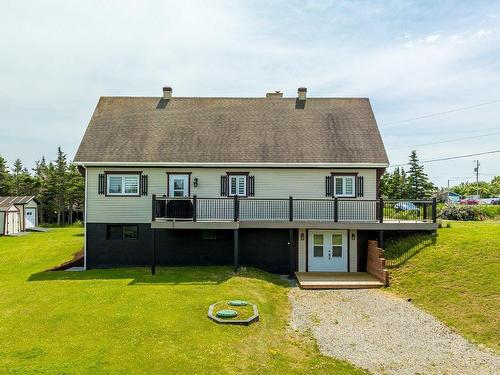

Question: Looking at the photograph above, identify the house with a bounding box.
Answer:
[74,87,437,286]
[0,196,38,235]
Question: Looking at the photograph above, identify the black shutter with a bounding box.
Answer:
[220,175,228,196]
[248,175,255,196]
[98,174,105,195]
[357,176,364,197]
[141,175,148,196]
[325,175,332,197]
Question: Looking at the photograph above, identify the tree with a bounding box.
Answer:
[66,164,84,224]
[0,155,13,195]
[52,147,68,225]
[380,167,409,199]
[406,150,434,199]
[11,158,37,195]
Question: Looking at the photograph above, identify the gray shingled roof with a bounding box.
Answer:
[74,96,389,164]
[0,196,35,209]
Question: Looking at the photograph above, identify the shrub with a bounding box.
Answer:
[438,204,482,221]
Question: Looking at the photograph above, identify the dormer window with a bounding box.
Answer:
[333,175,356,198]
[228,174,247,196]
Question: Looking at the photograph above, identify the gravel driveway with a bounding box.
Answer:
[289,288,499,375]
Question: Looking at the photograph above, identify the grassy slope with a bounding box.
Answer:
[386,221,500,352]
[0,229,363,374]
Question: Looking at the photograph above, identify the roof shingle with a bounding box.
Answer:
[74,96,389,165]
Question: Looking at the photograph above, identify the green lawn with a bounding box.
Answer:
[0,229,363,374]
[385,221,500,352]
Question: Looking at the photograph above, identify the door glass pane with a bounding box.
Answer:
[173,179,184,190]
[108,176,122,194]
[332,245,342,257]
[124,176,139,194]
[345,177,353,195]
[332,234,342,246]
[335,177,343,195]
[313,234,323,257]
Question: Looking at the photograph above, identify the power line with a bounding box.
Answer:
[386,131,500,151]
[380,99,500,128]
[390,149,500,167]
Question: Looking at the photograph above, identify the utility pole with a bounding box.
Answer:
[473,160,480,197]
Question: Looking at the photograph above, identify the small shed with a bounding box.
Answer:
[0,196,38,235]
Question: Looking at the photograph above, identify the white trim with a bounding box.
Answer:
[333,175,356,197]
[106,174,140,196]
[84,165,87,270]
[228,175,247,196]
[74,161,389,168]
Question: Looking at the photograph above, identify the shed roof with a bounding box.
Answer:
[0,196,36,208]
[74,96,389,165]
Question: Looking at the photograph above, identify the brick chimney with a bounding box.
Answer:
[162,86,172,100]
[298,87,307,100]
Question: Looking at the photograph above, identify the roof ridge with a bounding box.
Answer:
[99,96,370,100]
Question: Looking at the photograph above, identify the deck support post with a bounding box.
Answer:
[432,198,437,223]
[289,228,294,278]
[151,194,156,222]
[233,229,239,272]
[379,198,384,223]
[151,228,156,275]
[193,195,197,222]
[378,230,384,249]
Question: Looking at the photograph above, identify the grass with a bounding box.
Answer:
[0,229,363,374]
[385,221,500,352]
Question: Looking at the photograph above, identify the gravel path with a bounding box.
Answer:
[289,288,499,375]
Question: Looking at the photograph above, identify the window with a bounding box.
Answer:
[107,174,140,196]
[331,234,343,257]
[107,225,138,240]
[313,234,324,257]
[228,175,247,196]
[333,175,356,197]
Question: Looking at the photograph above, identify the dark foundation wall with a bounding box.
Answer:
[86,224,295,274]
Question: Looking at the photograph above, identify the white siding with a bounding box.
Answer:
[86,167,378,223]
[0,212,4,235]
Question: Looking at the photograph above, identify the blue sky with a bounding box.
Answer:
[1,0,499,186]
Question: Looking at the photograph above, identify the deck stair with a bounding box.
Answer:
[295,272,385,289]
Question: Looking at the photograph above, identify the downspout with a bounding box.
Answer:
[83,164,88,270]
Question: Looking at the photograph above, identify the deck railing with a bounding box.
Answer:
[152,195,437,224]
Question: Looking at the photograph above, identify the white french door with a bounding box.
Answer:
[308,230,348,272]
[168,174,189,197]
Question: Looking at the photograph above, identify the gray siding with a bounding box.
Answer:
[86,167,378,223]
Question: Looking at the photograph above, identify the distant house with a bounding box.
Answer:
[0,196,38,235]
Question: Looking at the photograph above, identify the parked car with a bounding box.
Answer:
[459,198,479,205]
[394,202,419,211]
[491,198,500,205]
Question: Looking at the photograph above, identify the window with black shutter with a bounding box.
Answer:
[141,175,148,196]
[357,176,364,197]
[248,175,255,196]
[325,175,332,197]
[220,175,228,196]
[98,174,105,195]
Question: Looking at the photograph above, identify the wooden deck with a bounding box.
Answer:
[295,272,385,289]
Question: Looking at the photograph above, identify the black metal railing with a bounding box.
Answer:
[152,195,437,224]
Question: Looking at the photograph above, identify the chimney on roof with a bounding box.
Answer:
[162,86,172,100]
[266,90,283,99]
[298,87,307,100]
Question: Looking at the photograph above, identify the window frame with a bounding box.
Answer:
[105,171,142,197]
[106,224,139,240]
[331,173,357,198]
[226,172,249,197]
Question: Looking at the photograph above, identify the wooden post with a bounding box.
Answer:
[193,195,197,222]
[289,196,293,221]
[151,194,156,222]
[432,198,437,223]
[289,229,294,278]
[334,197,338,222]
[233,229,239,272]
[423,202,427,222]
[151,228,156,275]
[379,198,384,223]
[378,230,384,249]
[233,195,239,222]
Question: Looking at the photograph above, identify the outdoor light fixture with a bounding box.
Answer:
[300,233,304,241]
[351,232,355,240]
[193,177,199,187]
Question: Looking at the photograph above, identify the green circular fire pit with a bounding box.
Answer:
[216,309,238,318]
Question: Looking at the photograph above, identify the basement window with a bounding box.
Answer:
[107,225,138,240]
